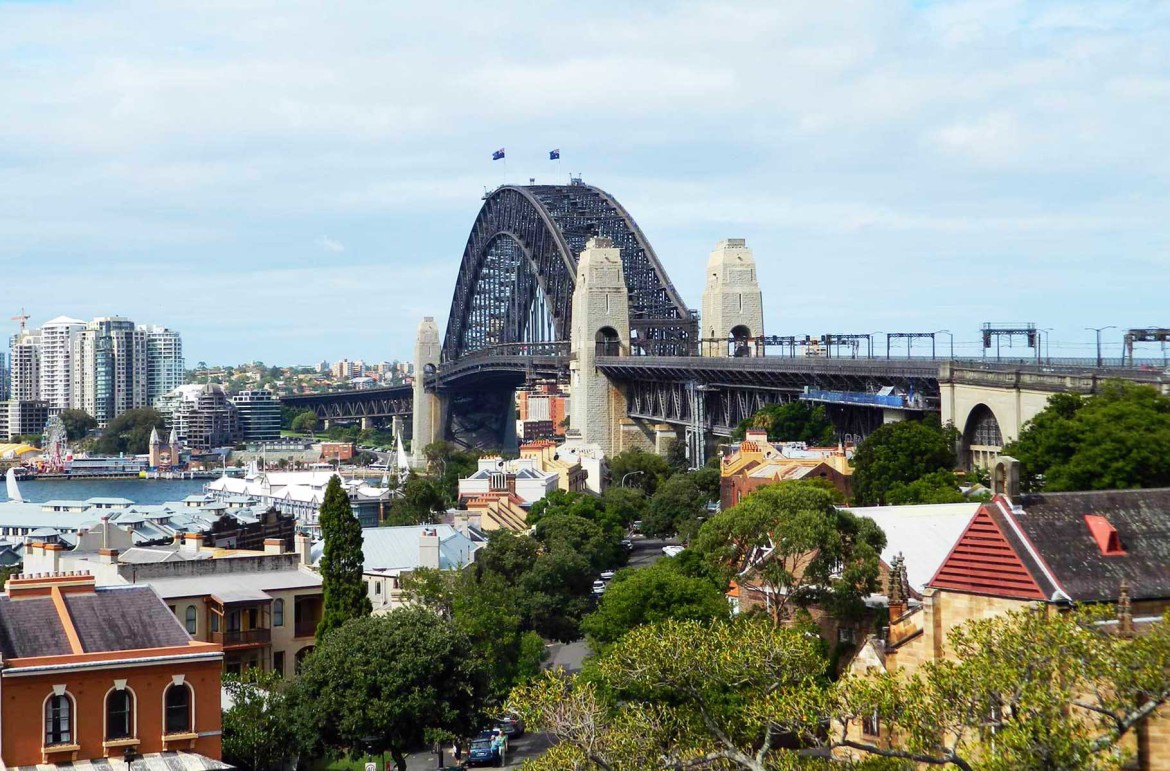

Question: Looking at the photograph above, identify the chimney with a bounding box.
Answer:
[887,553,908,623]
[419,527,440,570]
[991,456,1020,499]
[295,532,312,566]
[98,548,119,565]
[180,532,204,554]
[1117,579,1135,637]
[263,538,284,556]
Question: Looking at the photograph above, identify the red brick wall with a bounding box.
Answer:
[1,656,222,765]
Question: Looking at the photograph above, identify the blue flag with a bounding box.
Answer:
[549,149,560,160]
[492,148,505,161]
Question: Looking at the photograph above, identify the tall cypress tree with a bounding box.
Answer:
[317,476,372,641]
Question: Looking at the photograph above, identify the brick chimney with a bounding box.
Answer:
[180,532,204,555]
[294,532,312,566]
[264,538,284,556]
[98,548,119,565]
[887,553,909,622]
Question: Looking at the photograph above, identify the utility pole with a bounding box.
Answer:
[1084,326,1116,368]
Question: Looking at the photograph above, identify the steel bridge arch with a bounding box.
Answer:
[442,182,690,363]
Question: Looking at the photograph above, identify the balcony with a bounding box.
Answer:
[211,628,271,647]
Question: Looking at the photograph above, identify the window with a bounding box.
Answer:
[838,626,855,645]
[273,599,284,627]
[164,684,192,735]
[44,693,72,745]
[862,710,880,737]
[273,651,286,678]
[374,582,381,595]
[211,612,220,633]
[185,605,197,635]
[105,689,134,740]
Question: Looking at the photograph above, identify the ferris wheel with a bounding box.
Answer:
[42,415,68,473]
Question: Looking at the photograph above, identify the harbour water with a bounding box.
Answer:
[9,478,208,504]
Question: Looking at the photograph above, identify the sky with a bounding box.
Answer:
[1,0,1167,365]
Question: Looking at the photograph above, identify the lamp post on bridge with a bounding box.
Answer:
[1037,328,1053,365]
[1084,326,1116,368]
[935,330,953,361]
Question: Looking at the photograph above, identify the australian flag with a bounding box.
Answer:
[492,148,505,161]
[549,149,560,160]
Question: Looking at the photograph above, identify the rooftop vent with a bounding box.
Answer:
[1084,514,1126,556]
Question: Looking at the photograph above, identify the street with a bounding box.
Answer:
[402,731,554,770]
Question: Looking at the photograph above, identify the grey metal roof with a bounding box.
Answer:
[337,525,481,573]
[144,568,322,600]
[63,586,192,652]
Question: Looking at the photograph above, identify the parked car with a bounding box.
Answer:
[662,545,685,557]
[495,714,525,738]
[466,730,503,767]
[592,580,606,595]
[631,520,643,533]
[620,538,634,551]
[600,570,616,580]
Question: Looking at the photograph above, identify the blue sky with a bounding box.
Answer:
[1,0,1167,365]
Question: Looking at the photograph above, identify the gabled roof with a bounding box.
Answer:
[930,501,1049,600]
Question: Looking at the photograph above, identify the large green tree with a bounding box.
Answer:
[290,409,318,435]
[733,400,836,444]
[1004,380,1170,491]
[384,474,446,526]
[316,476,371,641]
[693,480,885,623]
[519,549,596,643]
[607,447,672,495]
[95,408,166,455]
[289,608,491,771]
[58,409,97,442]
[527,489,606,528]
[580,560,729,651]
[643,472,710,539]
[533,514,624,572]
[851,418,958,505]
[222,668,296,771]
[423,440,482,503]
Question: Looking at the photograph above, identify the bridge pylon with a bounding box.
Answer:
[569,237,632,457]
[411,316,443,469]
[700,238,764,357]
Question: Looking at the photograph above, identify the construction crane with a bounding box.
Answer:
[10,308,29,331]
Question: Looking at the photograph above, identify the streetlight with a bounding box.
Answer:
[935,330,954,361]
[1037,328,1053,365]
[1084,326,1116,368]
[620,470,645,488]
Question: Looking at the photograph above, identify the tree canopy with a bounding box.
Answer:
[1004,380,1170,491]
[316,476,371,641]
[95,408,166,455]
[733,400,836,444]
[851,418,958,505]
[58,409,97,442]
[607,447,672,495]
[384,474,446,526]
[643,472,710,539]
[693,480,885,623]
[423,440,482,503]
[580,560,729,651]
[290,409,318,435]
[289,608,491,771]
[222,668,296,771]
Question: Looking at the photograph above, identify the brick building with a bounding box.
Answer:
[0,572,223,767]
[719,428,854,509]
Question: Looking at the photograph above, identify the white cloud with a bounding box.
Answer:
[316,236,346,253]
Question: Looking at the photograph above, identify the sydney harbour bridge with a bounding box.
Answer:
[282,179,1167,467]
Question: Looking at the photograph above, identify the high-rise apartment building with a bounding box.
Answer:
[142,324,184,406]
[234,389,282,442]
[37,316,85,410]
[8,330,40,402]
[71,317,147,426]
[0,351,8,401]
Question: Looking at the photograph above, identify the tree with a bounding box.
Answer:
[664,437,690,473]
[58,409,97,442]
[643,472,710,539]
[835,607,1170,770]
[289,608,491,771]
[519,549,596,643]
[885,469,966,505]
[600,486,647,531]
[607,447,672,495]
[385,474,446,526]
[423,440,482,503]
[476,529,542,583]
[509,616,830,771]
[533,514,624,573]
[316,475,371,641]
[733,400,836,444]
[222,668,296,771]
[693,481,885,624]
[528,489,606,528]
[1004,380,1170,492]
[290,410,318,435]
[580,560,729,651]
[95,408,166,455]
[851,418,957,506]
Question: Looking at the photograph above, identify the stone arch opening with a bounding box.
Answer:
[596,326,621,357]
[962,403,1004,469]
[729,324,752,357]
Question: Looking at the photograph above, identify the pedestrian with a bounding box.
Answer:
[452,738,462,762]
[433,739,444,769]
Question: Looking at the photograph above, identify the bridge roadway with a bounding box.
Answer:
[280,350,1168,435]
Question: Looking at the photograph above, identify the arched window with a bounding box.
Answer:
[273,598,284,627]
[184,605,197,635]
[44,692,73,745]
[105,688,134,740]
[164,683,192,735]
[595,327,620,357]
[730,325,752,357]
